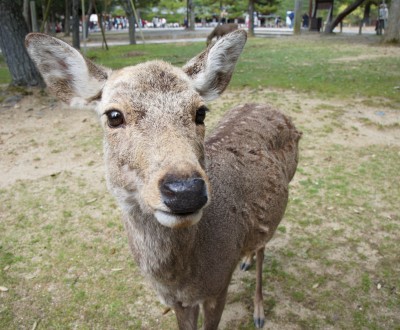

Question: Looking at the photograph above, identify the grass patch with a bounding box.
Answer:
[277,144,400,329]
[86,42,205,69]
[0,54,11,84]
[1,36,400,105]
[0,173,178,329]
[2,35,390,105]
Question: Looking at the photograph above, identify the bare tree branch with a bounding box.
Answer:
[324,0,366,33]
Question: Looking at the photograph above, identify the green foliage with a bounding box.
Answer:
[275,0,310,20]
[255,0,281,15]
[154,0,187,22]
[337,3,364,25]
[117,0,161,19]
[193,0,246,20]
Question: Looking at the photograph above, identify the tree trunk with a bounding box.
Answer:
[40,0,52,33]
[23,0,31,31]
[248,0,255,37]
[218,0,222,25]
[121,0,136,44]
[30,1,39,32]
[85,1,93,38]
[188,0,195,31]
[92,0,108,49]
[64,0,71,36]
[98,14,109,49]
[294,0,303,34]
[127,15,137,45]
[50,9,55,34]
[324,0,366,33]
[358,3,370,35]
[384,0,400,43]
[72,0,80,49]
[0,0,45,87]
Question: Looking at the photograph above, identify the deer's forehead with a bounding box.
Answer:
[100,61,201,115]
[104,61,192,97]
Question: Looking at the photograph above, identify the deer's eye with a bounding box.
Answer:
[105,110,125,128]
[195,106,208,125]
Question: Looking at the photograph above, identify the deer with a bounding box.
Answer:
[206,23,239,46]
[25,30,301,329]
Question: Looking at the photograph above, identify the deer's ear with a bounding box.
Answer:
[183,29,247,102]
[25,33,111,108]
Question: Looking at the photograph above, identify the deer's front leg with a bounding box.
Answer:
[202,287,228,330]
[173,302,200,330]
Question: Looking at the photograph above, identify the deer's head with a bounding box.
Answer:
[26,30,247,228]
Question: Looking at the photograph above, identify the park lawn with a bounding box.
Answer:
[0,55,11,85]
[1,34,400,105]
[1,34,399,329]
[85,35,400,105]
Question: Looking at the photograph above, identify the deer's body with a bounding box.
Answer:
[26,30,300,329]
[125,103,299,306]
[206,23,239,45]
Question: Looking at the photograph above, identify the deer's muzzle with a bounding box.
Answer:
[160,176,208,214]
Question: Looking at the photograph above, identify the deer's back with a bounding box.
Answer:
[204,103,301,255]
[210,23,238,38]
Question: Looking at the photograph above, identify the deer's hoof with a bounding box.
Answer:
[253,301,265,328]
[253,316,265,328]
[240,253,254,271]
[240,261,251,271]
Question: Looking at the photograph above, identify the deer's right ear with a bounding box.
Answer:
[183,29,247,102]
[25,33,111,108]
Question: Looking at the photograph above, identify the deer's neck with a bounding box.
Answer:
[123,205,198,283]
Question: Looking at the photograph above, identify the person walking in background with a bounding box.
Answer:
[302,13,309,28]
[275,16,281,27]
[286,11,294,28]
[377,2,389,35]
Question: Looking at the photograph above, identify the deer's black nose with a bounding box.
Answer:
[160,176,208,214]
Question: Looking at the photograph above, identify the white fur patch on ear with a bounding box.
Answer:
[183,30,247,101]
[25,33,111,107]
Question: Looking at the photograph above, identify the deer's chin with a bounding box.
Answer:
[154,210,203,228]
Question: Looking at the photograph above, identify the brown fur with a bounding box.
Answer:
[206,23,239,46]
[25,30,301,329]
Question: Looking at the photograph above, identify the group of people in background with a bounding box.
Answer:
[89,15,173,32]
[52,1,390,35]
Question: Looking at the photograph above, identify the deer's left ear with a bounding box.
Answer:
[183,29,247,102]
[25,33,111,108]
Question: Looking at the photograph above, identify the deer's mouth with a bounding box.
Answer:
[154,209,203,228]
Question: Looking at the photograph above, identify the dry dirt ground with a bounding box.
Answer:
[0,81,399,329]
[2,87,398,188]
